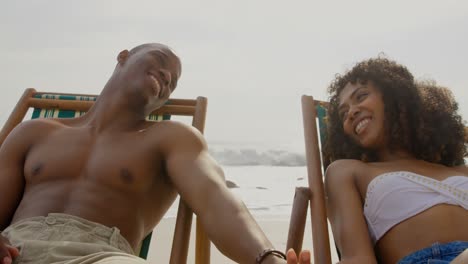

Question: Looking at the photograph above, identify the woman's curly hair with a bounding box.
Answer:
[323,57,466,167]
[416,81,466,165]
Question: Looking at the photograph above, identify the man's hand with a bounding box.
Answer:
[286,248,311,264]
[0,235,19,264]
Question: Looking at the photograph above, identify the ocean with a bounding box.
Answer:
[164,142,309,220]
[165,166,308,219]
[151,142,340,263]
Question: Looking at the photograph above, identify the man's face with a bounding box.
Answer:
[119,44,181,111]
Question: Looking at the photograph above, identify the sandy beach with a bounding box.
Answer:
[147,215,339,263]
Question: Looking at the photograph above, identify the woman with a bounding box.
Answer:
[323,57,468,263]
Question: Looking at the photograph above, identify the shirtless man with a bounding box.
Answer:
[0,43,309,264]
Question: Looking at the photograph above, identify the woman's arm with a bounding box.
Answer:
[325,160,377,264]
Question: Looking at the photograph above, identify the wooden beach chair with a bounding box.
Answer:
[286,95,332,264]
[286,95,468,264]
[0,88,212,264]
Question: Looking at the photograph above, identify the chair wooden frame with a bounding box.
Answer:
[286,95,332,264]
[0,88,212,264]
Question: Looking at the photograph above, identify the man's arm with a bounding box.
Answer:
[325,160,377,264]
[0,122,33,230]
[162,123,285,263]
[0,121,36,263]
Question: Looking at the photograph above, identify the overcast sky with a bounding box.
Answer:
[1,1,467,151]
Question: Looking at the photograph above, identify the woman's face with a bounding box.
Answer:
[338,81,387,150]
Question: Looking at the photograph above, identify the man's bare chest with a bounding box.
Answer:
[23,128,163,191]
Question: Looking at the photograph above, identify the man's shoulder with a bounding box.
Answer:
[8,118,64,138]
[1,119,64,154]
[147,120,202,138]
[145,120,206,148]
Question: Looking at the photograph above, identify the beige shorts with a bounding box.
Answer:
[1,213,147,264]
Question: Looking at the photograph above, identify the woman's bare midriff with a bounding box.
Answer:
[375,204,468,264]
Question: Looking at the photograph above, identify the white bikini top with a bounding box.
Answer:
[363,171,468,244]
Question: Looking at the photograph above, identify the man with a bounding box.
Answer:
[0,43,309,263]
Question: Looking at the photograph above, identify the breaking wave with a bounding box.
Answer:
[208,147,306,166]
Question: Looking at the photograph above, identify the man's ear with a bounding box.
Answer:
[117,50,129,64]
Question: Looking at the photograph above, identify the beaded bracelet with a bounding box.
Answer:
[256,249,287,263]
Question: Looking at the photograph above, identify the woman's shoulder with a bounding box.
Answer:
[325,159,382,193]
[452,164,468,175]
[324,159,372,184]
[326,159,369,175]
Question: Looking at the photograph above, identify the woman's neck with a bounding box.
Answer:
[377,148,416,162]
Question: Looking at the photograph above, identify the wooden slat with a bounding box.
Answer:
[28,98,197,116]
[191,97,211,264]
[192,97,207,133]
[286,187,310,255]
[170,200,193,264]
[302,95,332,264]
[33,91,100,98]
[33,91,197,106]
[195,219,211,264]
[0,88,37,146]
[170,96,210,264]
[465,127,468,143]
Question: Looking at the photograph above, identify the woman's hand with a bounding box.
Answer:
[286,248,311,264]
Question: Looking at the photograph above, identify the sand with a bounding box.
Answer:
[147,216,339,263]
